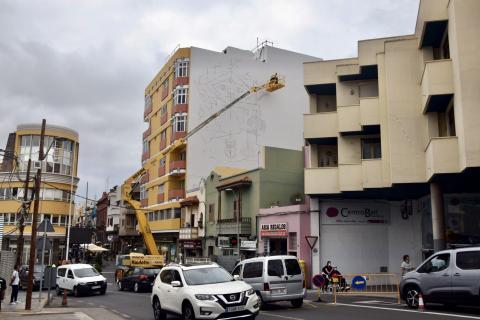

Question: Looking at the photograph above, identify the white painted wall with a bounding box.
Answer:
[187,45,319,190]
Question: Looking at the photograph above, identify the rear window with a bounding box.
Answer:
[57,268,66,277]
[285,259,302,275]
[268,260,284,277]
[243,262,263,278]
[456,251,480,270]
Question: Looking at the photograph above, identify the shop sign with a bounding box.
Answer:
[260,223,288,237]
[218,236,230,247]
[321,202,390,225]
[182,240,202,249]
[241,240,257,249]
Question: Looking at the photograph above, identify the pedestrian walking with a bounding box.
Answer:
[400,255,414,276]
[9,265,20,304]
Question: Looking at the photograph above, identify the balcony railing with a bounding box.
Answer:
[304,112,338,139]
[171,131,186,143]
[158,165,166,177]
[305,167,340,195]
[425,137,459,180]
[141,151,150,162]
[168,189,185,201]
[173,103,188,114]
[179,227,199,240]
[143,127,151,140]
[170,160,186,172]
[421,59,453,113]
[173,76,189,87]
[216,217,251,235]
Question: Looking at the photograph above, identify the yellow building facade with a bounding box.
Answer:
[0,123,79,264]
[140,48,191,258]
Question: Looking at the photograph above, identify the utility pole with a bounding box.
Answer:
[16,158,31,267]
[26,119,46,310]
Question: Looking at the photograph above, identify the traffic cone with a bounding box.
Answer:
[62,289,68,306]
[418,293,424,311]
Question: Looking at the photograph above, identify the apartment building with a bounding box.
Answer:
[0,123,79,264]
[140,44,318,260]
[304,0,480,275]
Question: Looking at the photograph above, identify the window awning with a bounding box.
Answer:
[180,196,199,207]
[216,177,252,191]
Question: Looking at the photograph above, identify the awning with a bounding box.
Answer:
[216,177,252,191]
[180,196,199,207]
[82,243,109,252]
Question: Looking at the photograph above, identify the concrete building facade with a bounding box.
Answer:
[0,123,79,264]
[304,0,480,276]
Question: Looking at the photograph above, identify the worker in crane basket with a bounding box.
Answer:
[270,73,279,85]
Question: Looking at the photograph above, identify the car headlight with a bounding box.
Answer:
[246,288,255,296]
[195,294,216,301]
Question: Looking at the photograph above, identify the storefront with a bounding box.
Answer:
[179,239,203,258]
[153,233,178,263]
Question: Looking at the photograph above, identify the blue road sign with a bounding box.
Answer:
[351,275,367,290]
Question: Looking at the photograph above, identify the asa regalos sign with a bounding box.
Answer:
[260,223,288,237]
[321,202,390,225]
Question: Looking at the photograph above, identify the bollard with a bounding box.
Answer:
[418,293,424,311]
[62,289,68,306]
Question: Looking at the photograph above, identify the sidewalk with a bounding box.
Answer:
[1,287,49,312]
[1,307,124,319]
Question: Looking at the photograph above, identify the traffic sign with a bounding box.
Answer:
[351,275,367,290]
[312,274,325,288]
[305,236,318,249]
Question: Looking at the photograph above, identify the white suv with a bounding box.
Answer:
[151,263,260,320]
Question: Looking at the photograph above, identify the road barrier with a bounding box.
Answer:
[328,273,401,304]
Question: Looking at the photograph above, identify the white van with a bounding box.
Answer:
[232,256,306,308]
[56,264,107,296]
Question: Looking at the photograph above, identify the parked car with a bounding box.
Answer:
[400,246,480,308]
[56,264,107,296]
[151,262,259,320]
[232,255,306,308]
[117,267,160,293]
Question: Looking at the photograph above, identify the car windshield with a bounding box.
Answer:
[144,269,161,275]
[74,268,100,278]
[183,267,233,285]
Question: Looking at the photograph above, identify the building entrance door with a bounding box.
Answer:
[269,238,287,255]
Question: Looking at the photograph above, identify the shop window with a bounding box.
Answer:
[456,251,480,270]
[243,262,263,278]
[285,259,302,275]
[268,259,284,277]
[361,138,381,159]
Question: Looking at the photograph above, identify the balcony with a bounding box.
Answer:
[168,189,185,201]
[149,218,181,232]
[362,159,383,188]
[157,193,164,203]
[119,226,138,237]
[173,103,188,114]
[143,127,151,140]
[337,105,361,133]
[173,76,189,87]
[305,167,340,195]
[416,0,448,48]
[360,97,380,126]
[179,227,198,240]
[304,112,338,139]
[216,218,251,235]
[425,137,459,180]
[421,59,453,113]
[170,160,186,174]
[171,131,186,143]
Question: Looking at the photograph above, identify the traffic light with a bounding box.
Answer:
[229,236,238,247]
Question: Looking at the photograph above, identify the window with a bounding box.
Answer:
[159,158,166,167]
[60,216,67,226]
[232,264,243,277]
[208,204,215,222]
[160,270,173,284]
[142,140,149,154]
[174,87,188,105]
[175,58,189,78]
[173,114,186,132]
[144,95,152,110]
[160,105,167,116]
[268,259,284,277]
[317,144,338,167]
[140,186,146,200]
[233,196,241,219]
[438,104,456,137]
[361,138,381,159]
[456,251,480,270]
[57,268,66,277]
[285,259,302,275]
[243,262,263,278]
[172,270,182,283]
[160,130,167,142]
[158,184,164,194]
[52,216,59,225]
[162,79,169,94]
[418,253,450,273]
[67,270,74,279]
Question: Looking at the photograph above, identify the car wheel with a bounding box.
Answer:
[134,282,140,293]
[117,281,123,291]
[256,292,265,309]
[153,298,166,320]
[182,302,196,320]
[405,286,420,309]
[73,286,80,297]
[291,298,303,308]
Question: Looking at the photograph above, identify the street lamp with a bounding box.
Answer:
[225,188,240,258]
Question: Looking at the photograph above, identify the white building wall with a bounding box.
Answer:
[187,45,319,190]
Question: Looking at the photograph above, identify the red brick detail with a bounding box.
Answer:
[168,189,185,200]
[170,131,186,143]
[140,199,148,207]
[160,113,168,125]
[172,104,188,114]
[157,193,164,203]
[141,151,150,162]
[158,166,166,177]
[142,127,151,139]
[170,160,186,171]
[161,84,169,100]
[143,105,152,119]
[159,140,167,151]
[173,77,189,87]
[140,173,149,184]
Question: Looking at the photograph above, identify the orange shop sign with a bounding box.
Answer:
[260,223,288,237]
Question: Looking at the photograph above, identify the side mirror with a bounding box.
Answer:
[233,275,240,281]
[171,280,182,287]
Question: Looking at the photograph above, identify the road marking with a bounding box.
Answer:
[87,302,94,306]
[304,301,318,309]
[355,300,399,305]
[332,303,480,319]
[261,311,305,320]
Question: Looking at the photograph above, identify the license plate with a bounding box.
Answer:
[271,288,287,295]
[91,285,101,289]
[226,306,245,313]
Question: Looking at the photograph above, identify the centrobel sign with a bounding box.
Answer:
[260,223,288,237]
[321,202,390,224]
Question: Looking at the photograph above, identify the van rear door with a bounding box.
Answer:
[267,259,287,295]
[284,258,304,296]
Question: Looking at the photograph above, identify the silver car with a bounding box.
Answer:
[400,247,480,308]
[232,256,306,308]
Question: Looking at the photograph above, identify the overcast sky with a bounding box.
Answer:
[0,0,419,202]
